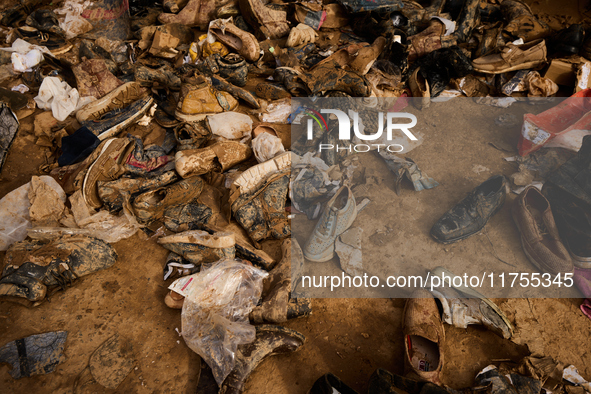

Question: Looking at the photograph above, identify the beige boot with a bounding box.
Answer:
[158,0,216,29]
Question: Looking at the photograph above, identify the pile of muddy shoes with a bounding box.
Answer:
[0,0,590,391]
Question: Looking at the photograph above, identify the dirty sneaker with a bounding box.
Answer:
[97,170,180,213]
[157,229,235,265]
[132,176,204,224]
[0,235,117,304]
[175,140,252,178]
[76,82,149,123]
[80,96,155,141]
[303,185,358,263]
[174,121,211,151]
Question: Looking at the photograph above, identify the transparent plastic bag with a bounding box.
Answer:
[173,259,268,385]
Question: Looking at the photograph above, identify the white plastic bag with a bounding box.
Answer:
[173,259,268,385]
[207,112,253,142]
[54,0,94,39]
[11,50,44,72]
[34,77,93,121]
[0,176,65,251]
[252,132,285,163]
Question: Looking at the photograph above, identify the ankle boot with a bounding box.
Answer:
[501,0,550,42]
[0,236,117,304]
[134,64,181,90]
[220,325,305,394]
[210,76,260,109]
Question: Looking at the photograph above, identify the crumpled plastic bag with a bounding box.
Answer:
[11,50,44,72]
[207,112,252,143]
[0,175,64,251]
[252,132,285,163]
[34,77,93,121]
[170,259,268,385]
[54,0,95,39]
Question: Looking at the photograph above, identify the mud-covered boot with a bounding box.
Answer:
[0,102,19,174]
[303,62,372,97]
[210,76,260,109]
[97,170,179,213]
[501,0,551,42]
[0,235,117,304]
[157,229,236,265]
[134,64,181,90]
[250,238,312,323]
[230,152,291,244]
[220,325,306,394]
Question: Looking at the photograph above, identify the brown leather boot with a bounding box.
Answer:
[158,0,216,29]
[407,19,445,62]
[238,0,290,39]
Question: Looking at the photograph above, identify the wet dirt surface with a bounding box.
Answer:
[1,0,591,393]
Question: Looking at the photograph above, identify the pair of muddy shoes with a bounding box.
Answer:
[0,235,117,305]
[403,268,513,385]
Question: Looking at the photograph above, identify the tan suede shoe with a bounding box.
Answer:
[175,76,238,122]
[472,39,546,74]
[512,186,574,274]
[407,19,445,61]
[403,289,445,386]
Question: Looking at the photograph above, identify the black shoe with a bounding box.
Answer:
[431,175,507,244]
[543,183,591,267]
[0,235,117,303]
[163,203,214,232]
[198,53,248,87]
[546,134,591,209]
[549,24,585,55]
[415,46,473,97]
[309,373,358,394]
[25,9,65,37]
[81,96,155,140]
[368,368,449,394]
[15,26,72,55]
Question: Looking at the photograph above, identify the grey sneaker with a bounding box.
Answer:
[303,186,357,262]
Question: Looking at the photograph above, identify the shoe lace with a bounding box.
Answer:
[317,208,337,238]
[49,262,78,291]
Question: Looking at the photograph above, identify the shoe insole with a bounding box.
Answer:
[407,335,439,372]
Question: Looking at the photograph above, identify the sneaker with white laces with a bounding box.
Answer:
[303,186,357,262]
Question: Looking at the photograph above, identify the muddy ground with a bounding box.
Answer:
[1,0,591,393]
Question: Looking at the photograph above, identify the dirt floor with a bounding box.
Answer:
[1,0,591,393]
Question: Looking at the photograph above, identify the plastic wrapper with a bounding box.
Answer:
[0,176,64,251]
[54,0,94,39]
[172,259,268,385]
[34,77,93,121]
[207,112,252,142]
[11,50,44,72]
[252,132,285,163]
